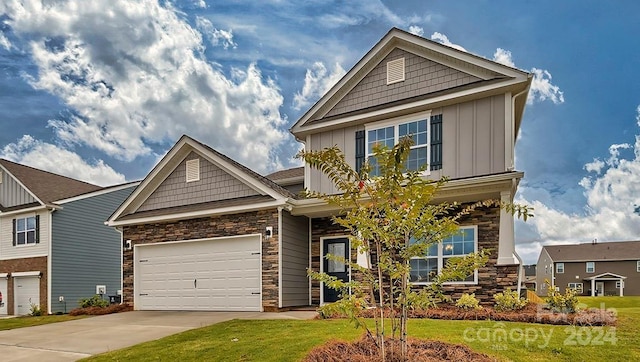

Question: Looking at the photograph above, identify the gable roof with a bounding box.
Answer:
[542,241,640,262]
[290,27,531,139]
[108,135,295,226]
[0,158,102,210]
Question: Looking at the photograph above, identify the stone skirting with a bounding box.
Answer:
[0,256,48,315]
[310,206,520,305]
[122,209,279,310]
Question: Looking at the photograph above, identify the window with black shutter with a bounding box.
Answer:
[430,114,443,171]
[355,130,365,173]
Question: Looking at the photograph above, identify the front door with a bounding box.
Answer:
[322,238,349,303]
[596,282,604,296]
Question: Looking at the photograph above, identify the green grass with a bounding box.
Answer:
[84,297,640,362]
[0,314,85,331]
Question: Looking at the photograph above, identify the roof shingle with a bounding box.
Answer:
[543,241,640,262]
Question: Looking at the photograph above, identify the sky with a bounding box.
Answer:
[1,0,640,264]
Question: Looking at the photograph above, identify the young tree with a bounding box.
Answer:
[299,137,531,361]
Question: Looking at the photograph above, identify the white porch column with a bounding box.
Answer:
[497,190,518,265]
[620,279,624,297]
[591,279,596,297]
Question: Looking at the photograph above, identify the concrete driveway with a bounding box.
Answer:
[0,310,318,361]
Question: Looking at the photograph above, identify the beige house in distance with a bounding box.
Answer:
[536,241,640,297]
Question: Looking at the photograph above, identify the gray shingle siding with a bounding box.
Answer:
[138,152,259,212]
[50,186,136,313]
[280,210,309,307]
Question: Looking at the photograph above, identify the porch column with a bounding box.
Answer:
[591,279,595,297]
[620,279,624,297]
[497,190,518,265]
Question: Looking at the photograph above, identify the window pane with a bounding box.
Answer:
[327,243,346,273]
[427,243,438,256]
[443,241,454,255]
[27,217,36,230]
[453,242,463,255]
[418,119,427,132]
[399,123,407,136]
[17,233,25,245]
[17,218,25,231]
[27,231,36,244]
[464,240,474,254]
[410,258,437,282]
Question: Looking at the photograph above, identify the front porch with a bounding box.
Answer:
[585,272,627,296]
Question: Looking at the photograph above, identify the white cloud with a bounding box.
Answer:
[517,106,640,260]
[0,33,11,50]
[408,25,424,37]
[0,135,126,186]
[293,61,346,111]
[528,68,564,105]
[430,32,467,52]
[492,48,515,68]
[195,16,237,49]
[2,0,289,173]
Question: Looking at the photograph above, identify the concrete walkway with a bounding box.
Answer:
[0,310,318,361]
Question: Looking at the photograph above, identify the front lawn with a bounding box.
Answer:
[84,298,640,361]
[0,314,85,331]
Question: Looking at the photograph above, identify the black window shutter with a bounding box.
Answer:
[355,130,365,173]
[430,114,443,171]
[12,219,16,246]
[35,215,40,244]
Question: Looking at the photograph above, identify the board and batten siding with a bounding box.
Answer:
[50,186,136,313]
[280,210,310,307]
[0,170,37,208]
[138,152,260,212]
[307,94,507,194]
[0,210,49,260]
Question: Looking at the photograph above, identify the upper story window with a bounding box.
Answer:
[637,260,640,273]
[586,262,595,273]
[568,283,583,294]
[13,216,39,246]
[366,117,429,176]
[556,262,564,274]
[409,226,477,284]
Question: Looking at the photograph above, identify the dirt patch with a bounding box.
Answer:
[304,336,495,362]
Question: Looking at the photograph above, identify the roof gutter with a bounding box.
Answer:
[0,204,60,216]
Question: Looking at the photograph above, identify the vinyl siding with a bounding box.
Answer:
[281,210,309,307]
[0,210,49,260]
[326,48,482,118]
[0,171,37,208]
[50,186,136,313]
[307,94,507,193]
[138,152,260,212]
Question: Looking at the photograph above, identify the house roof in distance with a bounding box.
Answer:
[0,158,102,205]
[542,241,640,262]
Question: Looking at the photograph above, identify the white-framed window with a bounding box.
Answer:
[586,262,595,273]
[409,226,477,284]
[616,281,623,289]
[637,260,640,272]
[568,283,583,294]
[14,216,37,246]
[366,113,430,176]
[556,263,564,274]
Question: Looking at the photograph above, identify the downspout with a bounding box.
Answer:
[514,251,523,297]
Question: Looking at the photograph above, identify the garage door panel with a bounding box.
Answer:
[135,236,261,311]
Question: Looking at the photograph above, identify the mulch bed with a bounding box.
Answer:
[69,304,133,316]
[304,336,495,362]
[321,303,616,326]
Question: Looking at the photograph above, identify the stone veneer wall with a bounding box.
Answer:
[0,256,48,315]
[122,209,280,311]
[310,206,519,305]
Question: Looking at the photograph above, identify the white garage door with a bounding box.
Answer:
[135,235,261,311]
[14,276,40,315]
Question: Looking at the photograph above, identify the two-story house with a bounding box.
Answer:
[536,241,640,297]
[0,159,138,315]
[107,28,532,311]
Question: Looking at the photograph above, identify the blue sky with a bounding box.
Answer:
[1,1,640,263]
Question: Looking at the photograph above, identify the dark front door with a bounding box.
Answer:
[323,238,349,303]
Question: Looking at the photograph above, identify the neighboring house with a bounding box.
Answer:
[536,241,640,297]
[0,159,138,315]
[522,264,537,290]
[108,27,532,312]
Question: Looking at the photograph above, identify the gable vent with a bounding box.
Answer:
[386,57,405,85]
[185,158,200,183]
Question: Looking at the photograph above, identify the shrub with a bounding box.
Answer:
[30,303,42,316]
[69,303,132,316]
[455,293,482,310]
[79,295,109,308]
[494,288,528,311]
[544,280,579,313]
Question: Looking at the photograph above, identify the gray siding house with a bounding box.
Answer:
[0,158,138,315]
[108,28,532,311]
[536,241,640,297]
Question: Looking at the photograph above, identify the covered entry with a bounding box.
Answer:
[134,235,262,311]
[585,273,627,296]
